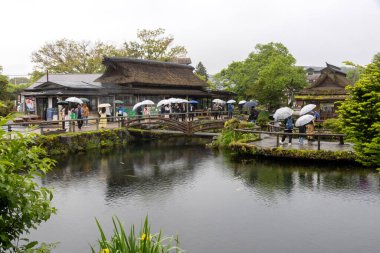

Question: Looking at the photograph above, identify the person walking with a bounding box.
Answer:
[189,104,194,121]
[76,104,83,130]
[306,120,315,143]
[227,103,234,119]
[99,107,107,128]
[280,116,294,145]
[82,103,89,127]
[298,124,307,145]
[61,105,68,130]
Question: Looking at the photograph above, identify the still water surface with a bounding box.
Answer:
[31,140,380,253]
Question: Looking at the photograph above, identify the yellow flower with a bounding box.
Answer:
[141,233,150,241]
[102,248,110,253]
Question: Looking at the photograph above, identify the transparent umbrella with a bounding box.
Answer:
[300,104,316,115]
[65,97,83,104]
[273,107,294,121]
[295,114,315,127]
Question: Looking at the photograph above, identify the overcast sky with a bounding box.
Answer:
[1,0,380,76]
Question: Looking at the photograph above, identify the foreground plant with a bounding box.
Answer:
[338,55,380,168]
[0,109,56,252]
[92,216,183,253]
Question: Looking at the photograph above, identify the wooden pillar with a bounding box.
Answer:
[317,135,321,150]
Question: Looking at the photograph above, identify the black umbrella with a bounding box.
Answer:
[57,101,69,105]
[243,101,258,107]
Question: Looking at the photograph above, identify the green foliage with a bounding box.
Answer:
[215,42,307,109]
[91,216,183,253]
[323,118,343,134]
[256,111,270,129]
[0,100,14,117]
[195,62,208,81]
[32,39,120,73]
[0,74,8,100]
[122,28,187,61]
[215,119,257,147]
[338,56,380,167]
[0,115,56,251]
[229,142,357,163]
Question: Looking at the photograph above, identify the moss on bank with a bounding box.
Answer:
[35,128,132,156]
[228,142,358,163]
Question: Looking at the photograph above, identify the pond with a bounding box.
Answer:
[30,139,380,253]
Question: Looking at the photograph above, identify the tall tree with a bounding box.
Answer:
[0,74,8,101]
[195,61,208,81]
[215,42,306,109]
[338,55,380,168]
[122,28,187,61]
[31,39,120,73]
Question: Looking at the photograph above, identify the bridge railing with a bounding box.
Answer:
[3,112,230,135]
[234,129,346,150]
[3,116,130,135]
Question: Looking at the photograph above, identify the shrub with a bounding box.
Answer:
[256,111,270,129]
[323,118,343,133]
[92,216,183,253]
[0,100,14,116]
[0,112,56,252]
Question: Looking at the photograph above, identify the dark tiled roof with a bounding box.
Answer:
[28,74,102,89]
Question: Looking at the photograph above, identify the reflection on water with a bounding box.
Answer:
[32,140,380,253]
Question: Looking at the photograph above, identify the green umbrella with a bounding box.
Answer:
[114,100,124,104]
[79,98,90,103]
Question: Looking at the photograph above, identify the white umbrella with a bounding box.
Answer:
[300,104,316,115]
[177,99,189,103]
[273,107,294,121]
[133,100,155,111]
[167,98,181,104]
[295,114,315,127]
[238,100,247,105]
[212,99,225,104]
[140,100,155,106]
[132,102,143,111]
[98,103,111,108]
[157,99,169,107]
[65,97,83,104]
[227,99,236,104]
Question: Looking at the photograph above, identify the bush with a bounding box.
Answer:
[323,118,343,133]
[0,112,56,252]
[215,119,258,147]
[92,216,183,253]
[256,111,270,129]
[0,100,14,116]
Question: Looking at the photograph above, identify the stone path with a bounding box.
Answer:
[249,133,353,152]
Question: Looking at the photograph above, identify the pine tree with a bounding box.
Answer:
[338,54,380,168]
[195,61,208,81]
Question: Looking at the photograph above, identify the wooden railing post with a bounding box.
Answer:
[339,136,344,145]
[276,134,279,147]
[317,135,321,150]
[40,125,44,135]
[96,119,99,130]
[7,125,11,132]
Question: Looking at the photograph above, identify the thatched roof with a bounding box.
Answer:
[95,57,207,87]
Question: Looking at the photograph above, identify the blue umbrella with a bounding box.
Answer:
[188,100,199,104]
[243,101,258,107]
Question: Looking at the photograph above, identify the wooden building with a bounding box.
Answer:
[295,63,352,119]
[22,57,234,119]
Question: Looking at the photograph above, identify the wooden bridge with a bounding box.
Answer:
[125,116,227,135]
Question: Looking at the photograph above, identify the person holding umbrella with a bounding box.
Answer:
[75,104,83,130]
[279,116,295,145]
[298,123,307,145]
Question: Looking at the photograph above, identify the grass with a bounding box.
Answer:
[91,216,183,253]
